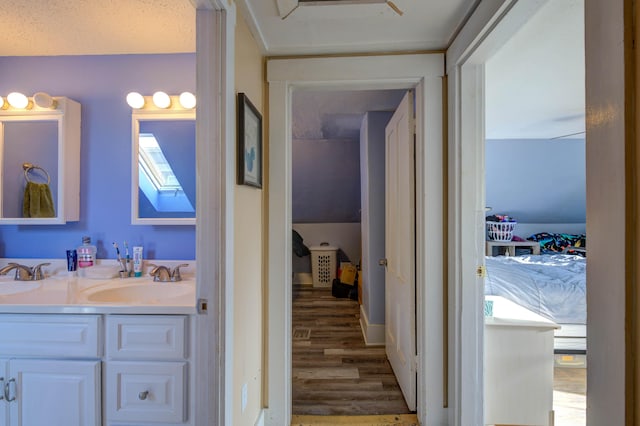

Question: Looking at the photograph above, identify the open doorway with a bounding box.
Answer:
[482,1,586,425]
[289,88,416,416]
[448,0,587,425]
[266,53,446,425]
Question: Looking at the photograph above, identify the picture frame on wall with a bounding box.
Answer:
[237,92,262,188]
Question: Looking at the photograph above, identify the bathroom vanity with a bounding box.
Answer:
[0,260,196,426]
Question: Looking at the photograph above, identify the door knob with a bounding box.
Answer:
[378,258,388,267]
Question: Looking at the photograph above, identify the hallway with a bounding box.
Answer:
[292,284,411,416]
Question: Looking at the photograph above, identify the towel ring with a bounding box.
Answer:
[23,163,51,185]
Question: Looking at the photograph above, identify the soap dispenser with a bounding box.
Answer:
[77,236,97,268]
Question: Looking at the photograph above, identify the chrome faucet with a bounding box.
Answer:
[0,262,51,281]
[148,265,171,282]
[148,263,189,282]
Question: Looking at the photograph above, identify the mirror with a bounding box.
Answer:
[131,110,196,225]
[0,97,81,224]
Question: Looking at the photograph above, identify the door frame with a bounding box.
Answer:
[193,1,237,425]
[265,54,445,426]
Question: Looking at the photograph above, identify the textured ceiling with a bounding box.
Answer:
[0,0,195,56]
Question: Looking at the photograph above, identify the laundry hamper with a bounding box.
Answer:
[309,245,338,288]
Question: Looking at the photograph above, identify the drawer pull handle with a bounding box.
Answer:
[138,390,149,400]
[5,378,16,402]
[0,377,4,401]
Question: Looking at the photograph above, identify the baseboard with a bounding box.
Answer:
[359,305,385,346]
[254,408,265,426]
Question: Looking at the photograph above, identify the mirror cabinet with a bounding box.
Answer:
[0,97,81,224]
[130,108,195,225]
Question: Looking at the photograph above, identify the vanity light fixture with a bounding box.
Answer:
[0,96,5,109]
[7,92,30,109]
[179,92,196,109]
[152,91,171,109]
[126,92,146,109]
[33,92,57,109]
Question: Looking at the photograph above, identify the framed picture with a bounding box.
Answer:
[237,92,263,188]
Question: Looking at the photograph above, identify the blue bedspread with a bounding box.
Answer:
[484,254,586,324]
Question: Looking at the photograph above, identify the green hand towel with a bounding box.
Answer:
[23,182,55,218]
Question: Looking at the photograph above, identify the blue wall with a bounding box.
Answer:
[485,138,586,223]
[0,54,196,260]
[292,139,361,223]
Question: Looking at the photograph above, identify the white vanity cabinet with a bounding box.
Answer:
[0,314,102,426]
[104,315,191,426]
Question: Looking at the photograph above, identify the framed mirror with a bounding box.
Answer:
[0,97,81,224]
[131,109,196,225]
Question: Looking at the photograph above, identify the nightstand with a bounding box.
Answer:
[485,240,541,256]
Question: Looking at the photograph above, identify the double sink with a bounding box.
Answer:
[0,268,195,306]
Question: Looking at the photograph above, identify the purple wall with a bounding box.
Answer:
[292,139,361,223]
[0,54,195,260]
[485,138,586,223]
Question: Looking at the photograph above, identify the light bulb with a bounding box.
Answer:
[179,92,196,109]
[33,92,57,109]
[152,91,171,109]
[126,92,145,109]
[7,92,29,109]
[0,96,5,109]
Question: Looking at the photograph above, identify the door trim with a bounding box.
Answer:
[265,54,445,425]
[445,1,551,424]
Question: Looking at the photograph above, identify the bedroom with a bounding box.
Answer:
[483,0,586,425]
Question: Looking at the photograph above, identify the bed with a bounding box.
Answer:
[484,252,586,353]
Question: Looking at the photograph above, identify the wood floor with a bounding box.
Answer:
[292,284,412,416]
[291,284,586,424]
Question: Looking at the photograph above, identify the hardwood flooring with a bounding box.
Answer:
[291,284,586,424]
[292,284,412,416]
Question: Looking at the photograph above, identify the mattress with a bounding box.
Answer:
[484,254,587,352]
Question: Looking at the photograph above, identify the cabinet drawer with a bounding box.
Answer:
[106,315,188,360]
[105,361,187,423]
[0,314,101,357]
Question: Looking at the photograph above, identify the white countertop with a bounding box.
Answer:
[0,259,197,315]
[484,295,559,330]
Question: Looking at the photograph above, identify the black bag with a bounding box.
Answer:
[331,278,358,300]
[331,278,352,298]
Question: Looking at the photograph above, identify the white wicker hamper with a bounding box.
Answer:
[486,221,517,241]
[309,245,337,288]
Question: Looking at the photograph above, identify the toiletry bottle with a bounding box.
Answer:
[77,236,97,268]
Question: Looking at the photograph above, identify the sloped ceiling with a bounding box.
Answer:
[485,0,585,140]
[292,89,405,140]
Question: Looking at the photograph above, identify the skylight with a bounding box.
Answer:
[139,133,182,192]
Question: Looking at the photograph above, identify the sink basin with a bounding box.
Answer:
[0,280,42,296]
[84,282,194,304]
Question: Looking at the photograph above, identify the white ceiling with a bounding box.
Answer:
[485,0,585,140]
[236,0,477,55]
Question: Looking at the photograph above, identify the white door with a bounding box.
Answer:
[385,90,417,411]
[8,359,100,426]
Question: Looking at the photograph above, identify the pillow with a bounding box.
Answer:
[527,232,586,253]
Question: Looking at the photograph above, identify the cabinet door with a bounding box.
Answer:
[0,359,7,426]
[8,359,100,426]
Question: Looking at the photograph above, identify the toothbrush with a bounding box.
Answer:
[124,241,130,272]
[113,242,125,271]
[112,242,121,260]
